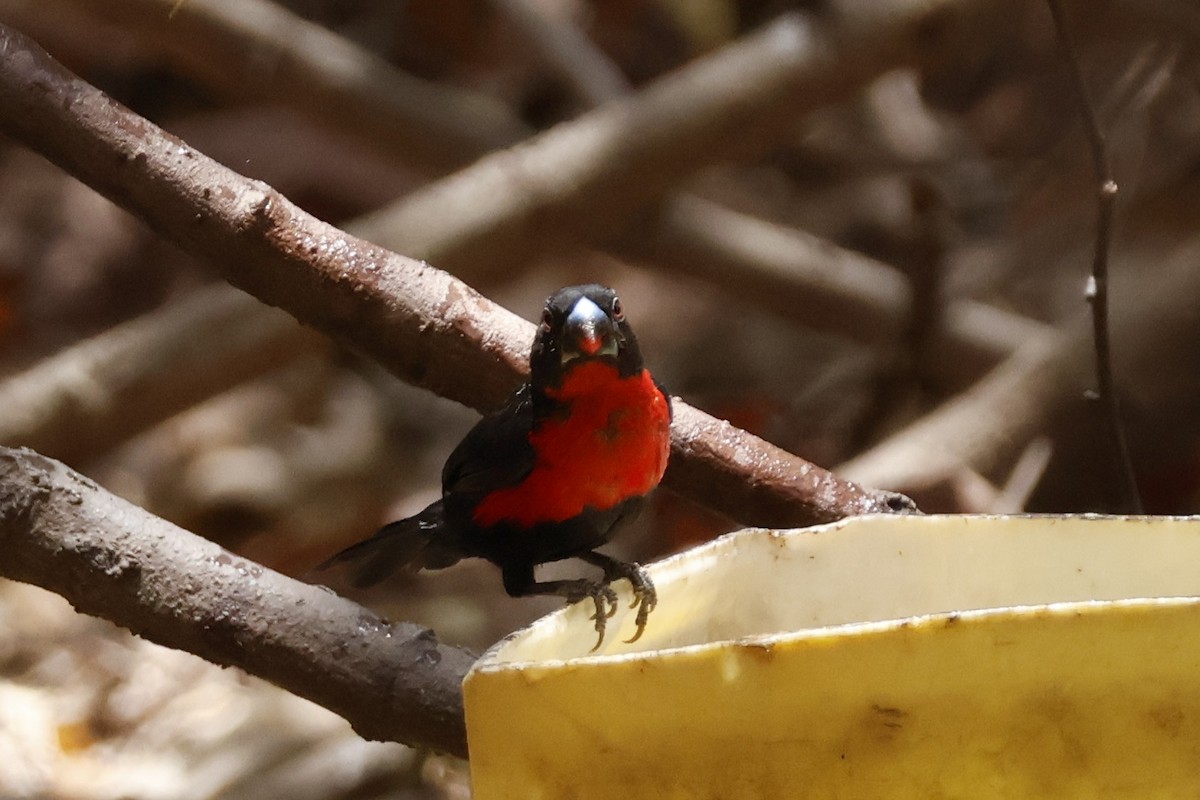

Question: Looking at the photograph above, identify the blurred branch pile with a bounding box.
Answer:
[3,0,1200,796]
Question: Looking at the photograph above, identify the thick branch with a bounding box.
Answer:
[0,23,909,525]
[0,446,474,756]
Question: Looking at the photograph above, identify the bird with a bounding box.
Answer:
[318,284,672,648]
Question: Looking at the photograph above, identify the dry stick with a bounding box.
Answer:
[631,196,911,345]
[0,26,909,517]
[0,285,324,464]
[350,5,965,280]
[490,0,627,106]
[486,0,1047,381]
[838,326,1088,490]
[51,0,528,172]
[0,446,475,757]
[625,197,1052,371]
[1046,0,1142,512]
[484,0,914,341]
[993,437,1055,514]
[839,237,1200,492]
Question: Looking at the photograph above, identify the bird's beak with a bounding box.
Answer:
[562,296,620,363]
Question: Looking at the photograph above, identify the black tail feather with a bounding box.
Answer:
[315,501,455,588]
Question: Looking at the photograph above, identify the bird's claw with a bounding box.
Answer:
[573,563,658,650]
[584,584,619,651]
[585,584,619,621]
[622,564,657,644]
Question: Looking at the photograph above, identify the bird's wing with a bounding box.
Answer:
[441,384,538,498]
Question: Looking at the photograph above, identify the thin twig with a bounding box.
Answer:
[0,446,475,756]
[1046,0,1143,512]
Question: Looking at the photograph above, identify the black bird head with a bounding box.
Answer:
[530,284,644,388]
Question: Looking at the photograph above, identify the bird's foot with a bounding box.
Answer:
[541,561,658,650]
[596,560,657,644]
[560,581,620,650]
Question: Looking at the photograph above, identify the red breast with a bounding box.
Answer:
[473,362,671,528]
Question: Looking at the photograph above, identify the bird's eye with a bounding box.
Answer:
[540,308,554,331]
[611,298,624,321]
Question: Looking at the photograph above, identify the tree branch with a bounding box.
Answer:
[623,195,1053,377]
[352,7,965,280]
[838,326,1088,489]
[0,21,911,525]
[839,236,1200,494]
[29,0,529,173]
[0,446,475,756]
[0,284,323,465]
[489,0,627,106]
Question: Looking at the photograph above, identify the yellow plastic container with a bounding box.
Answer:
[464,514,1200,798]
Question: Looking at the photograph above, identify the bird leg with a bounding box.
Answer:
[502,564,619,650]
[577,551,658,644]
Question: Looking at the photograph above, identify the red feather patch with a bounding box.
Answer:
[473,363,671,528]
